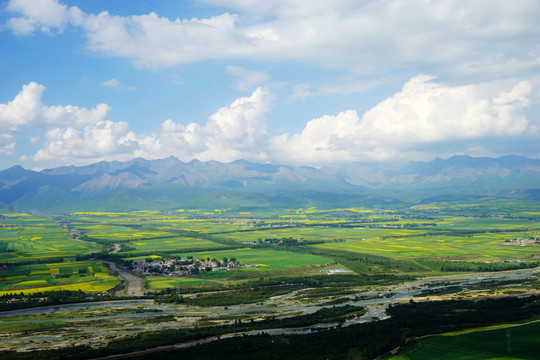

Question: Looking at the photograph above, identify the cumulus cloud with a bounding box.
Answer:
[3,77,536,167]
[22,120,130,162]
[358,76,532,142]
[141,87,274,162]
[0,82,44,154]
[3,83,274,166]
[0,82,109,155]
[0,82,44,128]
[0,82,118,164]
[0,82,110,129]
[7,0,83,35]
[6,0,540,79]
[271,76,537,163]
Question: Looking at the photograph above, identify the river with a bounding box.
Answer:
[2,267,537,358]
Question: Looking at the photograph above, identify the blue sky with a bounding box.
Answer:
[0,0,539,170]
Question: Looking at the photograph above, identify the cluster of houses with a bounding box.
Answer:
[242,237,303,246]
[485,258,524,264]
[320,269,350,274]
[130,256,257,276]
[502,237,539,246]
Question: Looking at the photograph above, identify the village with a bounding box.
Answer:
[130,256,257,276]
[241,237,303,246]
[501,237,540,246]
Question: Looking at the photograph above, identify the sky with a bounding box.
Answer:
[0,0,539,170]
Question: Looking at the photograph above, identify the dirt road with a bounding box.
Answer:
[101,261,144,296]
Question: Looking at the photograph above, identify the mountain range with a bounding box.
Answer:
[1,155,539,211]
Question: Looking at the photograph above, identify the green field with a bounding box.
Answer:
[144,248,334,288]
[1,200,540,359]
[313,233,540,261]
[0,261,119,295]
[147,276,218,288]
[190,248,331,270]
[64,203,540,262]
[0,214,101,264]
[126,236,231,253]
[2,198,539,296]
[75,224,176,241]
[64,201,540,275]
[393,321,540,360]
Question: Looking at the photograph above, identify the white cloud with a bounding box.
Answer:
[0,82,110,130]
[205,87,271,151]
[100,79,120,88]
[227,66,270,91]
[6,0,82,35]
[290,78,389,100]
[0,82,44,128]
[271,76,537,164]
[0,82,124,165]
[7,16,38,35]
[42,103,111,128]
[99,78,137,91]
[141,87,273,162]
[4,77,537,167]
[0,135,17,155]
[80,11,256,69]
[21,120,130,163]
[10,85,274,165]
[270,110,361,164]
[6,0,540,80]
[0,82,42,155]
[198,0,360,18]
[358,76,532,143]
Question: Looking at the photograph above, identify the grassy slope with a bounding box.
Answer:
[394,320,540,360]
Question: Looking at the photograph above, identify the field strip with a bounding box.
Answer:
[441,318,540,336]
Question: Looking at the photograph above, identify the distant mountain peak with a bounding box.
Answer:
[1,155,539,209]
[0,165,37,181]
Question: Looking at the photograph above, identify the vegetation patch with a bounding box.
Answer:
[396,320,540,360]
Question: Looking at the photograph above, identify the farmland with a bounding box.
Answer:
[0,214,100,264]
[124,236,229,253]
[145,248,334,288]
[393,320,540,360]
[75,224,176,242]
[0,261,118,296]
[0,214,118,296]
[0,197,539,359]
[2,198,538,293]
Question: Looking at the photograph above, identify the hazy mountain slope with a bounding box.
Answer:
[324,155,540,190]
[0,165,90,204]
[0,155,538,210]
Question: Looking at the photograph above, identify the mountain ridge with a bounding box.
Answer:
[1,155,539,210]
